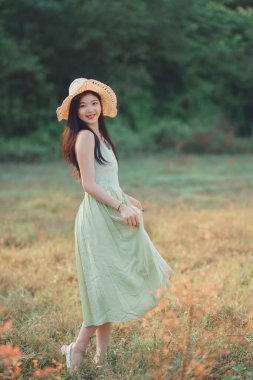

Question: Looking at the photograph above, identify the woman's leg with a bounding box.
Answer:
[71,324,97,368]
[93,322,113,364]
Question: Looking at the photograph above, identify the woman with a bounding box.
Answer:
[56,78,174,374]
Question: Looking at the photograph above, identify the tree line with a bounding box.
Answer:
[1,0,253,158]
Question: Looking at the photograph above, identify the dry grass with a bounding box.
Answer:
[0,153,253,379]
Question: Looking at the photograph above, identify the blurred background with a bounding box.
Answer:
[1,0,253,161]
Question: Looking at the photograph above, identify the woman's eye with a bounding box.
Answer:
[79,102,97,108]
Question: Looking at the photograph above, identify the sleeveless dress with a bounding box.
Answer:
[74,140,174,327]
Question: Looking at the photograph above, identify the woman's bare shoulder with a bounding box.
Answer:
[75,130,95,154]
[76,129,94,143]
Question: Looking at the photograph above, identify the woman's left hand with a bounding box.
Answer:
[127,195,143,211]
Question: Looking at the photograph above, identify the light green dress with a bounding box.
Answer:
[74,140,174,327]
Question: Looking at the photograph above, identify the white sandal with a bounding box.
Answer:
[61,342,74,374]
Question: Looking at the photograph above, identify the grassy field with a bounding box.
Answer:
[1,152,253,379]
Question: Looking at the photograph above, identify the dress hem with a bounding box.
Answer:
[81,279,172,327]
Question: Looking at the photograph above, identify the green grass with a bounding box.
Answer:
[0,152,253,379]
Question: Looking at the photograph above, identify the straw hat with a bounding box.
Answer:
[56,78,117,121]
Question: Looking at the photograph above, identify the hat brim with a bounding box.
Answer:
[56,79,117,121]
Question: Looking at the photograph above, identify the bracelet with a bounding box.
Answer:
[117,201,124,212]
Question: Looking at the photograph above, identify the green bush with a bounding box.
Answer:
[0,123,61,162]
[140,117,253,154]
[1,116,253,163]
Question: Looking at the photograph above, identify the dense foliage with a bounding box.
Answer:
[1,0,253,159]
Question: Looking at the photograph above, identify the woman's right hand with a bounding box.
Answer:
[119,204,139,227]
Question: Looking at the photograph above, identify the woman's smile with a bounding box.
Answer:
[86,114,96,119]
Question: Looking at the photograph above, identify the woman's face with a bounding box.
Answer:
[77,93,102,126]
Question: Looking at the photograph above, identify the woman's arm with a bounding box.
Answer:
[75,130,124,211]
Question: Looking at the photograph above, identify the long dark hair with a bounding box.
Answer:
[61,90,118,180]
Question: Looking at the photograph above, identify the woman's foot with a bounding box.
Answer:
[93,350,107,368]
[71,342,85,370]
[93,350,115,375]
[60,342,74,374]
